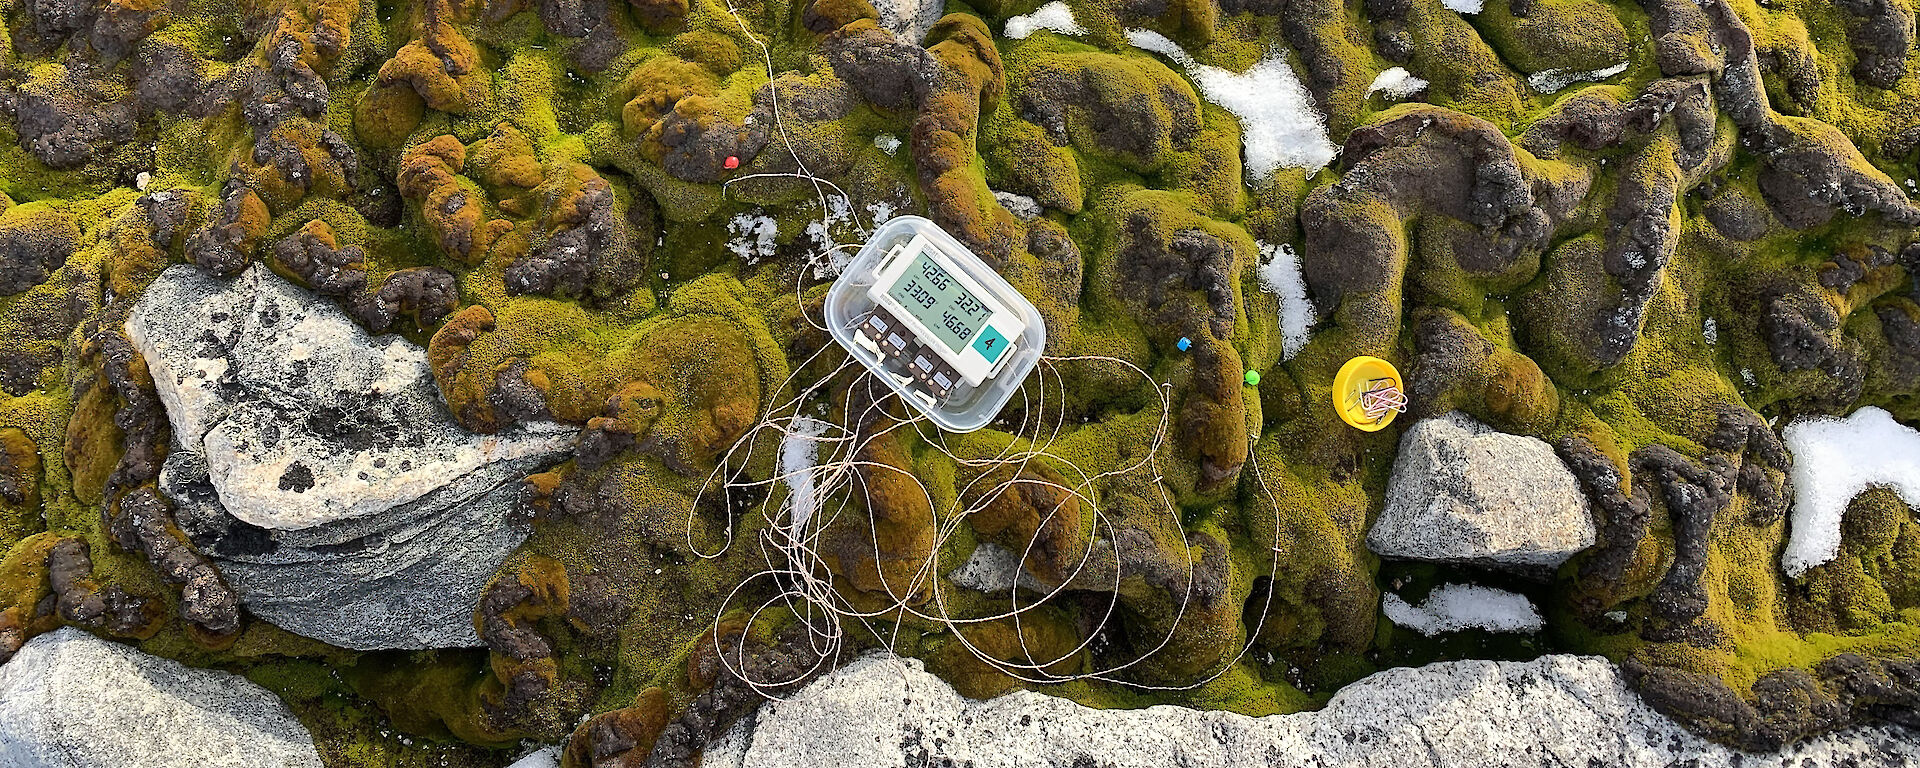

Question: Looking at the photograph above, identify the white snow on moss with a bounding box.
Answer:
[1366,67,1429,100]
[1126,29,1337,177]
[873,134,901,155]
[779,417,831,539]
[1006,1,1083,39]
[1781,407,1920,577]
[805,194,852,250]
[1383,584,1544,636]
[727,213,780,264]
[1527,61,1630,94]
[1256,242,1315,359]
[1442,0,1484,12]
[505,747,561,768]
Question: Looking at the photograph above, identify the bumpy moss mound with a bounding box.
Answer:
[0,0,1917,763]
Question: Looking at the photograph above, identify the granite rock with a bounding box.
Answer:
[127,264,573,649]
[0,627,323,768]
[705,653,1920,768]
[1368,412,1595,571]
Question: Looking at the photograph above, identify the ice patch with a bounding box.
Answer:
[1366,67,1429,100]
[1256,242,1315,359]
[1006,1,1083,39]
[867,201,896,224]
[1126,29,1338,176]
[779,417,831,539]
[1780,407,1920,577]
[1527,62,1630,94]
[874,134,901,155]
[1383,584,1544,636]
[1702,317,1718,344]
[726,213,779,264]
[1442,0,1484,12]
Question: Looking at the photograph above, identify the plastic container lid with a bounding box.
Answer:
[824,215,1046,432]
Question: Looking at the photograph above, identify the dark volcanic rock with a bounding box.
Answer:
[823,23,935,112]
[0,207,78,295]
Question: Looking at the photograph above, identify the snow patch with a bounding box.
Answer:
[1527,61,1630,94]
[802,195,866,277]
[1366,67,1429,100]
[1442,0,1484,12]
[1702,317,1718,344]
[1005,1,1083,39]
[779,417,831,540]
[726,213,779,265]
[1780,407,1920,577]
[1383,584,1544,636]
[1256,242,1315,359]
[1126,29,1338,176]
[505,747,561,768]
[873,134,901,155]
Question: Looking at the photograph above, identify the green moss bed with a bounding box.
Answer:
[0,0,1917,762]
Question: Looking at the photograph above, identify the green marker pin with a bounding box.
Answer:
[1244,370,1260,386]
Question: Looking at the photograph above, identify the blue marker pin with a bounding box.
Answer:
[1176,337,1191,351]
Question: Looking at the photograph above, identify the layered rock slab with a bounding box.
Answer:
[705,654,1920,768]
[1368,412,1595,571]
[127,264,572,649]
[0,627,323,768]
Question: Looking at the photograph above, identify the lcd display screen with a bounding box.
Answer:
[886,251,994,353]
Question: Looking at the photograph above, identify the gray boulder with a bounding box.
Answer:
[127,264,572,650]
[1368,412,1594,571]
[0,627,323,768]
[704,653,1920,768]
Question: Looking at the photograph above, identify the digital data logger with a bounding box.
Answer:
[825,216,1045,432]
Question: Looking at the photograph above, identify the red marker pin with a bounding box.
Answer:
[724,156,740,169]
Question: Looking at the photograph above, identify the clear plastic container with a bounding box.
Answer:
[825,215,1046,432]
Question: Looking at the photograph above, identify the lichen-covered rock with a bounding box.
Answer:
[1369,412,1595,571]
[705,654,1920,768]
[0,627,324,768]
[867,0,941,43]
[126,264,572,649]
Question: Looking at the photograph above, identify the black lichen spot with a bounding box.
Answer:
[278,462,315,492]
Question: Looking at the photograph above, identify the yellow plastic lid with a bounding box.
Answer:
[1333,355,1405,432]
